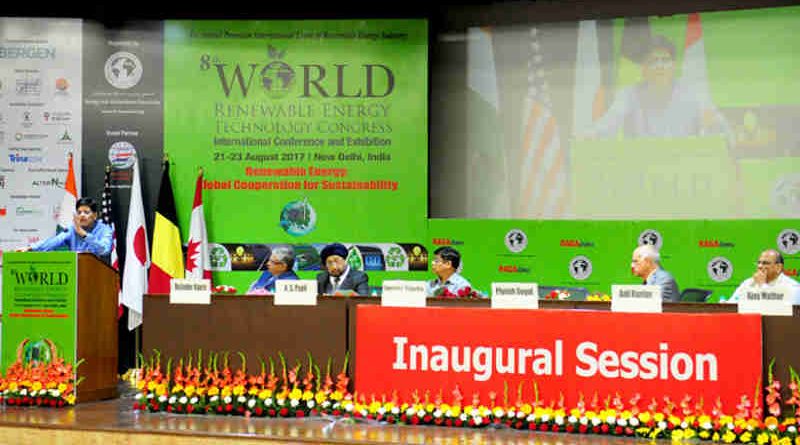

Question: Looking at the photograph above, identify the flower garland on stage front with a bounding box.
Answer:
[132,350,800,444]
[0,357,80,407]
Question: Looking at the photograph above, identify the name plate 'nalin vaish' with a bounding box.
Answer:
[611,285,662,313]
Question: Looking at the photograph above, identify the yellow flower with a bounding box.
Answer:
[196,387,206,396]
[221,386,232,397]
[208,386,220,396]
[684,429,696,440]
[232,385,246,396]
[719,415,733,425]
[757,432,770,445]
[8,382,18,392]
[58,383,68,393]
[248,387,259,396]
[638,412,652,423]
[289,388,303,400]
[32,382,43,392]
[740,431,752,443]
[450,406,462,416]
[698,415,712,425]
[314,392,326,404]
[66,394,76,405]
[147,381,157,391]
[712,432,721,442]
[699,430,711,439]
[185,385,196,397]
[259,389,272,400]
[654,413,665,422]
[330,391,343,401]
[672,429,685,441]
[302,391,314,401]
[794,436,800,445]
[171,384,184,394]
[46,382,57,389]
[669,415,682,426]
[136,380,145,391]
[722,430,737,443]
[156,384,168,397]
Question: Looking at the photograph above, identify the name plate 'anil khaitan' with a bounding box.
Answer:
[381,280,427,307]
[738,286,792,316]
[170,278,212,305]
[274,279,318,306]
[611,285,662,313]
[491,282,539,309]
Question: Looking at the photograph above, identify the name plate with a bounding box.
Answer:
[491,282,539,309]
[737,286,792,316]
[381,280,427,307]
[274,280,318,306]
[611,285,662,313]
[170,278,211,305]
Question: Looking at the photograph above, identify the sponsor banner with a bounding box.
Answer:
[0,18,82,253]
[355,306,762,409]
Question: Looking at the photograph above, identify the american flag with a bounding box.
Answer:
[101,166,122,317]
[517,27,568,218]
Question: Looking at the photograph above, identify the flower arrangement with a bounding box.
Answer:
[212,285,237,294]
[132,350,800,444]
[0,357,80,407]
[586,293,612,302]
[543,290,571,300]
[434,286,484,299]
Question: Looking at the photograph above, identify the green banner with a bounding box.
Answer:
[1,252,77,372]
[163,19,428,290]
[428,219,800,301]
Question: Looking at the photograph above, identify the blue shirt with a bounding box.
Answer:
[426,272,473,297]
[247,270,299,294]
[31,221,113,259]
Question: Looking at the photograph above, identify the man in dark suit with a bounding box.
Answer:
[316,243,370,295]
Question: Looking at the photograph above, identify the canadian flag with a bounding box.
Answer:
[120,155,149,330]
[185,169,211,281]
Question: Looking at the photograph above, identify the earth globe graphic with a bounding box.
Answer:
[23,339,53,365]
[110,56,138,82]
[261,61,295,97]
[279,198,316,236]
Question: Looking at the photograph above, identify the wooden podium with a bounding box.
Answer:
[1,252,119,403]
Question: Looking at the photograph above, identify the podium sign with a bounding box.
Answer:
[1,252,78,375]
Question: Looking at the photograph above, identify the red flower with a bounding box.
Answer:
[279,408,289,417]
[410,416,420,425]
[566,424,575,433]
[601,424,610,434]
[551,424,560,432]
[454,419,463,427]
[539,423,549,432]
[296,410,305,418]
[578,424,588,434]
[614,426,623,435]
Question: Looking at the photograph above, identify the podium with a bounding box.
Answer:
[1,252,119,402]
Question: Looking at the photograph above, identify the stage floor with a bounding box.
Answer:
[0,390,642,445]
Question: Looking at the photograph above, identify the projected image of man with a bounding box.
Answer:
[590,35,728,138]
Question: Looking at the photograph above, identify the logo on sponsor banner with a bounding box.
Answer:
[108,141,136,169]
[772,174,800,217]
[0,174,6,189]
[0,206,6,217]
[384,245,408,270]
[402,244,429,271]
[21,110,33,127]
[504,229,528,253]
[204,44,394,99]
[42,110,72,124]
[638,229,663,250]
[707,257,733,282]
[14,132,47,142]
[58,128,72,142]
[104,51,143,89]
[279,198,316,236]
[498,264,531,273]
[209,243,231,271]
[569,255,593,280]
[698,239,735,248]
[15,206,43,217]
[0,44,56,59]
[777,229,800,255]
[8,153,44,164]
[15,76,42,96]
[31,177,65,188]
[55,77,69,92]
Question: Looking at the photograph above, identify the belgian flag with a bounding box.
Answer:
[148,158,184,293]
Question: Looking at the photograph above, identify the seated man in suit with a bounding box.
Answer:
[316,243,369,295]
[631,244,680,302]
[247,245,299,294]
[727,249,800,304]
[18,197,113,262]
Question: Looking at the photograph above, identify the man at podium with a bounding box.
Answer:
[728,249,800,304]
[18,198,113,261]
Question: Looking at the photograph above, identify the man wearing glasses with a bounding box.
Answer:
[246,246,299,294]
[18,197,113,261]
[426,246,474,297]
[728,249,800,304]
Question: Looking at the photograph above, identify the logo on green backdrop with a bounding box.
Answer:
[707,257,733,282]
[279,197,316,236]
[504,229,528,253]
[569,255,593,280]
[778,229,800,255]
[638,229,663,250]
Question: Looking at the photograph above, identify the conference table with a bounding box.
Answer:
[143,295,800,389]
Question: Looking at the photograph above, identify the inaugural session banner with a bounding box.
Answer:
[355,306,762,409]
[163,20,428,289]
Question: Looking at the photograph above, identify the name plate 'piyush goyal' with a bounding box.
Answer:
[738,286,792,316]
[170,278,211,305]
[491,282,539,309]
[381,280,427,307]
[274,280,318,306]
[611,285,662,313]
